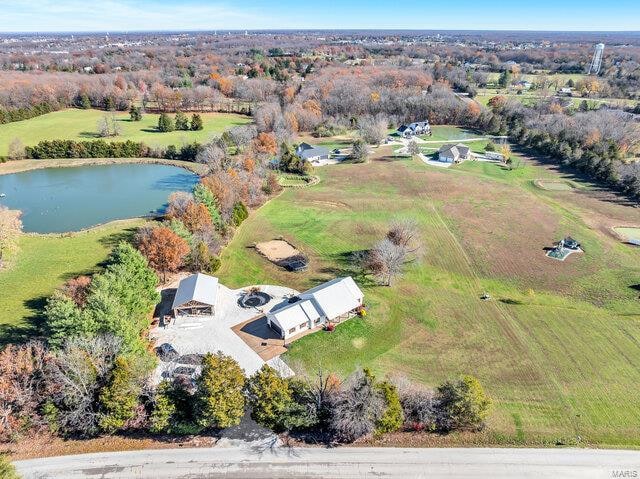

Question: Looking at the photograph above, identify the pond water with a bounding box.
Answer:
[0,163,199,233]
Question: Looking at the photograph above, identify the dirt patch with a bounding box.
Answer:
[256,239,302,263]
[4,432,217,461]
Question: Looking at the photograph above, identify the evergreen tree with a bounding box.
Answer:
[498,70,512,88]
[149,381,177,433]
[175,111,189,130]
[195,353,245,429]
[98,356,140,433]
[247,365,294,431]
[191,113,204,131]
[158,113,175,132]
[80,94,91,109]
[231,202,249,226]
[129,105,142,121]
[375,381,404,433]
[436,375,491,431]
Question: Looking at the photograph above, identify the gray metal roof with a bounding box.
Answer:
[171,273,219,310]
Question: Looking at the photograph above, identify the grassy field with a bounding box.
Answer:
[0,108,252,156]
[217,133,640,447]
[0,219,144,344]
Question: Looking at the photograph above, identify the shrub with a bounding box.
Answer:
[231,202,249,226]
[129,105,142,121]
[0,455,19,479]
[375,381,404,434]
[149,381,177,434]
[436,375,491,431]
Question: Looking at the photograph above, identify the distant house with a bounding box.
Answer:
[438,143,471,163]
[296,143,331,164]
[515,80,532,90]
[172,273,219,318]
[397,121,431,138]
[267,277,364,340]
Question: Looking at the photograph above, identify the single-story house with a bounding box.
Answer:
[438,143,471,163]
[267,277,364,340]
[172,273,219,318]
[515,80,532,90]
[296,143,331,163]
[397,121,431,138]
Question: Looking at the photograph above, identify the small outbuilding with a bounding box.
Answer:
[171,273,219,318]
[267,277,364,340]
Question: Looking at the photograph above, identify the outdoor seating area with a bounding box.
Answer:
[546,236,583,261]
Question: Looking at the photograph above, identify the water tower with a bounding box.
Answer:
[587,43,605,75]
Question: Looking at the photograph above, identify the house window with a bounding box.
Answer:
[299,322,308,329]
[288,327,296,334]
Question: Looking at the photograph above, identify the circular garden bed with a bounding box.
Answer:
[239,291,272,308]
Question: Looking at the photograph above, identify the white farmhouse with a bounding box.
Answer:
[267,277,364,340]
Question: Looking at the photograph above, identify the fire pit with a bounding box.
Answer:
[239,291,272,308]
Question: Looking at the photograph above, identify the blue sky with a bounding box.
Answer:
[2,0,639,32]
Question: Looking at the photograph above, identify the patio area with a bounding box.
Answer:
[150,283,298,382]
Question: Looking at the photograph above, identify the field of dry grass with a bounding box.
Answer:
[217,137,640,448]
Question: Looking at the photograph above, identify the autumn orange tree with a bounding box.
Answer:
[253,132,278,155]
[180,201,212,234]
[137,227,189,281]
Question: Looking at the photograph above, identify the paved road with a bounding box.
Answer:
[14,446,640,478]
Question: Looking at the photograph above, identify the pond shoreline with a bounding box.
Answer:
[0,157,207,177]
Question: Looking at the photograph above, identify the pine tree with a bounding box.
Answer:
[175,111,189,130]
[157,113,175,132]
[191,113,204,131]
[98,356,140,433]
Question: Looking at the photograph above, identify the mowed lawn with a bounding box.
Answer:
[0,219,144,344]
[218,145,640,447]
[0,109,252,155]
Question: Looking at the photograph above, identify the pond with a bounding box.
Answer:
[0,163,199,233]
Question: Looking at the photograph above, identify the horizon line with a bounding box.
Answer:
[1,28,639,35]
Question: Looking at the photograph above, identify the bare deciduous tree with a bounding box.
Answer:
[46,335,122,437]
[165,191,194,219]
[358,115,388,145]
[407,139,420,156]
[329,369,384,442]
[196,141,229,173]
[7,138,26,160]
